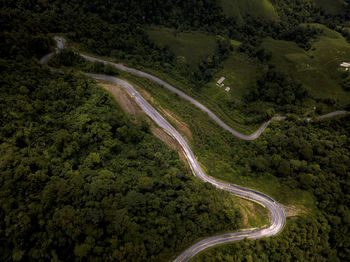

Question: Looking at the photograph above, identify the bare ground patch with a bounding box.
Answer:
[158,106,193,141]
[98,80,144,118]
[284,205,307,217]
[133,83,193,142]
[237,198,268,228]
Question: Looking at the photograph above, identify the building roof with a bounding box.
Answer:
[217,77,225,85]
[340,62,350,67]
[225,87,230,92]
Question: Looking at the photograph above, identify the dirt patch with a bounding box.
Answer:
[98,81,144,118]
[129,82,193,142]
[238,198,255,227]
[158,106,193,141]
[284,205,307,217]
[97,80,192,172]
[240,205,249,227]
[134,84,153,102]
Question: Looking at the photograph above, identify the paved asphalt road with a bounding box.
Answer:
[41,37,348,261]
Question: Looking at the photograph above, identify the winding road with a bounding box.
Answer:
[41,37,348,262]
[80,53,276,140]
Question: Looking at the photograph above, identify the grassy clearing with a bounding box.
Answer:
[262,24,350,106]
[146,26,217,67]
[140,67,260,134]
[235,197,269,228]
[204,52,263,100]
[219,0,277,23]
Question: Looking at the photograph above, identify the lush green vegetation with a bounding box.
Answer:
[0,19,243,262]
[262,24,350,106]
[192,116,350,261]
[205,52,262,99]
[146,27,218,68]
[48,49,120,76]
[245,68,309,114]
[110,65,350,260]
[2,0,350,261]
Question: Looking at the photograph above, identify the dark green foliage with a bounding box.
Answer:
[1,0,350,261]
[0,60,241,261]
[0,22,241,261]
[279,24,322,50]
[341,73,350,92]
[232,118,350,259]
[188,107,350,260]
[245,68,308,113]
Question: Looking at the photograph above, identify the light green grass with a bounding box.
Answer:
[315,0,347,15]
[234,196,269,228]
[146,26,217,67]
[262,24,350,106]
[219,0,278,23]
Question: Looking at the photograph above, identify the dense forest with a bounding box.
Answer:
[0,10,241,262]
[1,0,350,261]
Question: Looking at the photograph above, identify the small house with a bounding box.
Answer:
[216,77,225,87]
[225,87,230,92]
[340,62,350,71]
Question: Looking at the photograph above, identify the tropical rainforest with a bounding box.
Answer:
[1,0,350,261]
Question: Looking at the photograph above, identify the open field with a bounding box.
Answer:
[235,197,269,228]
[146,27,217,68]
[262,24,350,106]
[218,0,277,23]
[204,52,263,100]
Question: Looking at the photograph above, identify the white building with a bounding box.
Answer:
[225,87,230,92]
[340,62,350,71]
[216,77,225,87]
